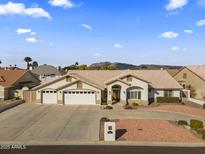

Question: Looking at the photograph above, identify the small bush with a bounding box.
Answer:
[124,104,133,110]
[100,117,110,123]
[104,105,113,110]
[190,119,204,129]
[177,120,188,126]
[203,104,205,109]
[196,129,205,139]
[132,103,139,107]
[157,97,180,103]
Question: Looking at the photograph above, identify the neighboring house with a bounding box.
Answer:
[0,69,40,100]
[31,64,64,82]
[166,69,180,77]
[174,65,205,101]
[33,70,182,105]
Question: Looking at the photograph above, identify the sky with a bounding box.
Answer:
[0,0,205,68]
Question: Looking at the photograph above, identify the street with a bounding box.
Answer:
[0,145,205,154]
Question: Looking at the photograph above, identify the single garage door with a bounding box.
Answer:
[64,91,96,105]
[42,90,57,104]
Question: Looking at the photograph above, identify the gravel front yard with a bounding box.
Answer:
[141,104,205,119]
[116,119,203,142]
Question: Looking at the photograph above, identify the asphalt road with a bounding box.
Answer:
[0,145,205,154]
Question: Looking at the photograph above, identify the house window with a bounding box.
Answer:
[66,77,72,82]
[183,73,187,79]
[77,82,82,89]
[127,91,141,100]
[164,90,173,97]
[127,76,132,82]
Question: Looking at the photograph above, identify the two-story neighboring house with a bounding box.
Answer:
[31,64,64,82]
[174,65,205,101]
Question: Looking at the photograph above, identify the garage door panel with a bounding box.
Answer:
[42,90,57,104]
[64,91,96,105]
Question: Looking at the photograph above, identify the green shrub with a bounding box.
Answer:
[203,104,205,109]
[123,104,133,110]
[100,117,110,123]
[132,103,139,107]
[177,120,188,126]
[157,97,180,103]
[190,119,204,129]
[196,129,205,139]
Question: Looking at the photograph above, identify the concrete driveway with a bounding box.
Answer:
[0,104,101,142]
[0,103,204,143]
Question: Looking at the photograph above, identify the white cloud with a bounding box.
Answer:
[159,31,179,39]
[49,0,76,8]
[48,42,53,46]
[114,43,124,48]
[16,28,31,34]
[0,2,51,19]
[81,24,93,31]
[196,19,205,26]
[171,46,180,51]
[166,0,188,11]
[171,46,187,51]
[184,29,193,34]
[30,32,36,35]
[94,52,102,57]
[25,37,38,43]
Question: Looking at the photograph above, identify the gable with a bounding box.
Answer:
[174,67,205,89]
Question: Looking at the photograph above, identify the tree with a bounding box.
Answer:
[32,61,38,69]
[24,57,32,69]
[75,62,79,66]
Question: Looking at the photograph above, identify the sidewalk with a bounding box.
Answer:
[0,140,205,147]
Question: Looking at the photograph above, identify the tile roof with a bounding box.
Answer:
[67,70,182,89]
[186,65,205,80]
[31,65,61,76]
[0,69,27,87]
[166,69,180,77]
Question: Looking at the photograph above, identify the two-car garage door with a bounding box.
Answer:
[42,90,96,105]
[64,91,96,105]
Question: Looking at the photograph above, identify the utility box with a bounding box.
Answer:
[104,122,116,141]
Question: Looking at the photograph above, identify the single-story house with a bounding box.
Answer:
[31,64,65,82]
[33,70,182,105]
[0,69,40,100]
[174,65,205,101]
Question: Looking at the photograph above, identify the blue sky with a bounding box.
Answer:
[0,0,205,68]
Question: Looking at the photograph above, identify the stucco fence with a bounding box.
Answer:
[182,89,205,106]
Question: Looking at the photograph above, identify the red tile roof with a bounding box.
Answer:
[0,69,28,87]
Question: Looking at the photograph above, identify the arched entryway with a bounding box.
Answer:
[112,85,121,104]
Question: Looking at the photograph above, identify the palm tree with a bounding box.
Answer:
[24,57,32,69]
[32,61,38,69]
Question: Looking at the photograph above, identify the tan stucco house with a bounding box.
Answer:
[33,70,182,105]
[0,69,40,100]
[174,65,205,101]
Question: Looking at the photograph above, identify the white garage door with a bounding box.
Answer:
[64,91,96,105]
[42,90,57,104]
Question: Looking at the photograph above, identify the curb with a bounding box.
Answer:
[0,100,24,113]
[0,141,205,147]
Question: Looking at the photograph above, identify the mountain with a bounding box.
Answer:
[89,62,182,70]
